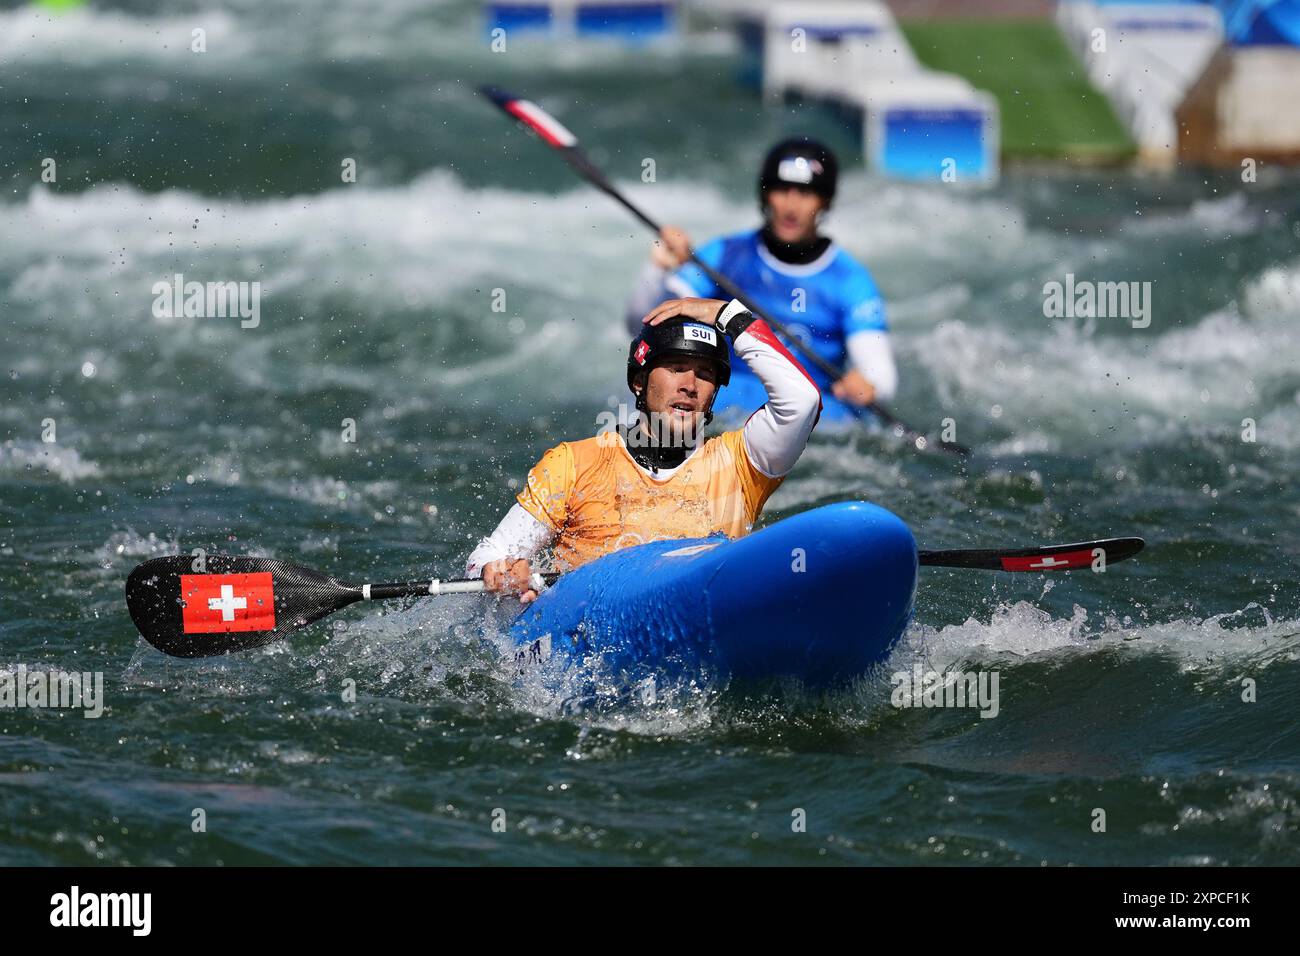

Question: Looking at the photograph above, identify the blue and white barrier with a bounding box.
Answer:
[757,1,999,182]
[484,0,677,42]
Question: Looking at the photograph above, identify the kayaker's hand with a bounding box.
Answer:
[651,225,691,269]
[483,558,538,604]
[832,368,877,407]
[643,297,729,328]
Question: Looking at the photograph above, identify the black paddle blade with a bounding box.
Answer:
[125,555,360,658]
[919,537,1145,572]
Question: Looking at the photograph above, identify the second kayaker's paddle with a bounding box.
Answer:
[126,534,1143,658]
[479,85,971,458]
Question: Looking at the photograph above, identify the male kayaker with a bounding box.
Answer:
[468,296,821,601]
[624,138,896,425]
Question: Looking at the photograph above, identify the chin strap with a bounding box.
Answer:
[618,422,699,475]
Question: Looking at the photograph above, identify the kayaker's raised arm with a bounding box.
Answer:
[712,298,822,478]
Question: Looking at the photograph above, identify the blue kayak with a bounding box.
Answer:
[509,502,917,689]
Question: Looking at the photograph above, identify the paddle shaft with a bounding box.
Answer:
[362,572,561,601]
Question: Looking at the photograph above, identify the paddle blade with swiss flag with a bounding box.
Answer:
[126,555,361,658]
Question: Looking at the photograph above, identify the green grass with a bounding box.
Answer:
[900,19,1136,161]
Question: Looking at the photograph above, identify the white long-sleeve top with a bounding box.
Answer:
[846,329,898,403]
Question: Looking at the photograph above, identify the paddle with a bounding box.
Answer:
[126,536,1143,658]
[125,554,558,658]
[479,85,971,458]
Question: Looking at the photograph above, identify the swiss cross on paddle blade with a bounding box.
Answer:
[126,555,359,657]
[179,572,276,632]
[1000,548,1098,571]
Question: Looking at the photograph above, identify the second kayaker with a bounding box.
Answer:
[623,138,897,426]
[467,296,821,601]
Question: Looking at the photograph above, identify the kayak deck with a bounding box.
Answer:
[510,501,918,689]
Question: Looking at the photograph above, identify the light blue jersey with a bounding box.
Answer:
[668,229,888,424]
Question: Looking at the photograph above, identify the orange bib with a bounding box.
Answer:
[515,429,783,570]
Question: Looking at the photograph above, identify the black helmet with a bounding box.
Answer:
[758,138,838,207]
[627,320,731,393]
